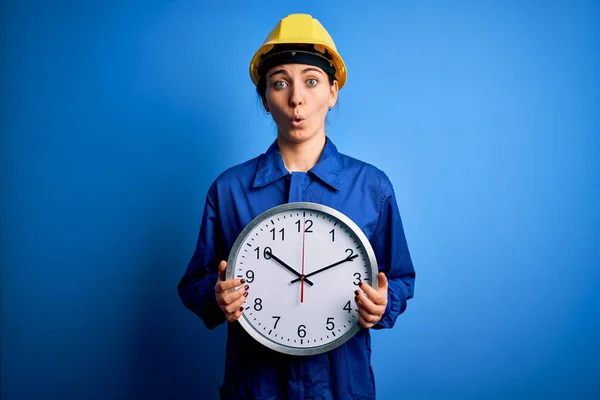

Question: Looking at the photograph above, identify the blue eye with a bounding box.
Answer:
[306,78,318,87]
[274,81,288,89]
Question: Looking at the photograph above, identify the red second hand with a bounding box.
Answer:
[301,218,306,303]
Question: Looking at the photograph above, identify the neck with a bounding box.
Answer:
[277,133,326,173]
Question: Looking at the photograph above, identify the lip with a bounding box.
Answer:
[290,115,305,127]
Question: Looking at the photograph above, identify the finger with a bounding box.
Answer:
[358,313,375,329]
[227,305,244,323]
[355,289,380,315]
[377,272,389,292]
[357,302,381,326]
[219,284,248,306]
[217,260,227,282]
[233,290,250,313]
[358,281,381,303]
[359,278,387,305]
[215,278,245,293]
[223,287,249,313]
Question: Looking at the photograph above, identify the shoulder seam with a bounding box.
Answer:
[373,173,392,231]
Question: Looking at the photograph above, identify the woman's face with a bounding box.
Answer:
[263,63,338,144]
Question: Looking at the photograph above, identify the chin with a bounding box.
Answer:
[280,128,322,144]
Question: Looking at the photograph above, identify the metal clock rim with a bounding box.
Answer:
[226,201,379,356]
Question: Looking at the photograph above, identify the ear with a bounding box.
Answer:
[329,79,339,109]
[261,96,270,114]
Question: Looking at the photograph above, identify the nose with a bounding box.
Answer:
[288,83,304,108]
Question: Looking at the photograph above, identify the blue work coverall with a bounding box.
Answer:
[178,137,416,399]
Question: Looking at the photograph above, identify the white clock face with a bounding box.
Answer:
[226,202,378,356]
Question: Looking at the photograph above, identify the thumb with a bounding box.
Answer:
[378,272,388,292]
[217,260,227,282]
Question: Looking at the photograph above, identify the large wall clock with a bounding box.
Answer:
[226,202,378,356]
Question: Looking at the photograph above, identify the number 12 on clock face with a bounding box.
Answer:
[226,202,378,356]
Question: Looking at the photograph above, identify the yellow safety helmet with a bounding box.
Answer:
[249,14,347,89]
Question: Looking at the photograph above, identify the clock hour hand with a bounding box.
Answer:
[265,249,314,286]
[290,254,359,284]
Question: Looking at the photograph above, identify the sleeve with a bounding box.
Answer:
[177,183,226,330]
[370,179,416,330]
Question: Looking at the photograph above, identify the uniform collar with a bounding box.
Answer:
[252,136,342,191]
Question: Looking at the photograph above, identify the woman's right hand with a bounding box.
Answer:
[215,260,249,322]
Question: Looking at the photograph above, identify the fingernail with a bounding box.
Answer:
[359,281,364,287]
[354,290,359,296]
[244,292,249,297]
[240,279,246,284]
[239,306,244,312]
[244,285,249,290]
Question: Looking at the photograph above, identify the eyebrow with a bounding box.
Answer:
[301,67,324,75]
[268,67,324,78]
[268,69,287,78]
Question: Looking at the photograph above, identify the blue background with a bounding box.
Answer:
[2,1,599,399]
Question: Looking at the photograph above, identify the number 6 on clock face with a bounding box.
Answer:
[226,202,379,356]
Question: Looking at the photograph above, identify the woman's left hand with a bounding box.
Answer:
[355,272,388,329]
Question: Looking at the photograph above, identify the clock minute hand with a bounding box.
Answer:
[265,249,314,286]
[290,254,359,284]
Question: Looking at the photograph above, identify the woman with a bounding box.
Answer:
[178,13,416,400]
